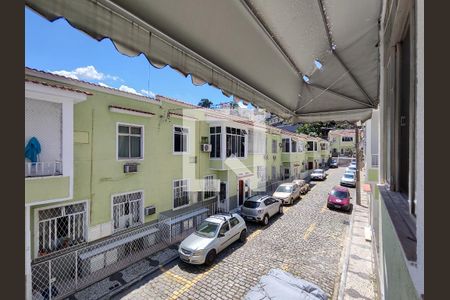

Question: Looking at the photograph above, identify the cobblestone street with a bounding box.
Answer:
[114,167,354,300]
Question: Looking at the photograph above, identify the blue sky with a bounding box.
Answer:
[25,7,234,106]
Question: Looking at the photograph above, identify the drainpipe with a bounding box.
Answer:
[355,125,361,205]
[25,205,32,300]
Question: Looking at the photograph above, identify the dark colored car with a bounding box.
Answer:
[330,159,338,168]
[327,186,351,211]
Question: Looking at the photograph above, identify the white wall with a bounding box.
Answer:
[25,98,62,163]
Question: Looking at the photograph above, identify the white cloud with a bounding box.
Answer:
[51,70,79,80]
[119,85,142,95]
[98,82,111,88]
[51,65,120,81]
[140,89,156,98]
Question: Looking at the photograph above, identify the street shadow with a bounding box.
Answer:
[327,203,353,215]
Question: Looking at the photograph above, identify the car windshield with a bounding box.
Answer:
[243,201,260,209]
[331,190,349,198]
[344,174,354,179]
[276,185,292,193]
[195,221,220,238]
[313,169,323,173]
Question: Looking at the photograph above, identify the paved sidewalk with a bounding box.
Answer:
[68,246,179,300]
[338,178,377,300]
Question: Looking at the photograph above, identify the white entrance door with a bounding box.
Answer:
[219,182,228,212]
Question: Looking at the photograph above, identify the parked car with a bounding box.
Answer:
[178,213,247,265]
[345,165,357,174]
[292,179,310,195]
[349,161,357,168]
[330,159,338,168]
[310,169,327,181]
[327,186,352,211]
[340,172,356,187]
[273,183,301,205]
[241,195,283,225]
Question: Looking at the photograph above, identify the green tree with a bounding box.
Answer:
[296,122,324,136]
[198,98,213,108]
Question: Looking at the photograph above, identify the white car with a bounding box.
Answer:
[178,213,247,265]
[340,172,356,187]
[310,169,327,181]
[273,183,301,205]
[345,166,357,174]
[241,195,283,225]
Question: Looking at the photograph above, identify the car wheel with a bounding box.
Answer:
[262,215,269,226]
[239,229,247,242]
[204,250,216,266]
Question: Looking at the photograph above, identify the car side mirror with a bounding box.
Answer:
[218,232,225,237]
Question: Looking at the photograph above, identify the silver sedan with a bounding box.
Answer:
[178,213,247,265]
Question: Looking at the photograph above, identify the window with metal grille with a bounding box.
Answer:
[271,166,276,180]
[272,139,277,153]
[174,179,189,208]
[204,175,216,200]
[291,140,297,152]
[282,138,290,152]
[118,124,143,159]
[226,127,246,158]
[173,126,189,153]
[112,191,143,232]
[210,126,221,158]
[37,202,86,257]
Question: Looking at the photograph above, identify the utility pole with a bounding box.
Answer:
[355,124,361,205]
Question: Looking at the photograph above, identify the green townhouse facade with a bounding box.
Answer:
[24,68,329,265]
[328,129,356,157]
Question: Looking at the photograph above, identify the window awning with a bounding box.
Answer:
[26,0,381,122]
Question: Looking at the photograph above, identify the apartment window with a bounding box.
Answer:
[226,127,246,158]
[248,130,266,154]
[210,126,221,158]
[291,140,297,153]
[204,175,216,200]
[342,136,353,142]
[298,141,304,152]
[307,141,314,151]
[272,139,277,153]
[174,179,189,208]
[173,126,189,153]
[271,166,276,181]
[112,191,143,232]
[282,138,290,152]
[37,202,87,256]
[118,124,143,159]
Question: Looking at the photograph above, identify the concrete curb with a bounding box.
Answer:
[100,253,179,300]
[336,203,356,300]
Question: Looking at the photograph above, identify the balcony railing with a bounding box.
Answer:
[25,161,62,178]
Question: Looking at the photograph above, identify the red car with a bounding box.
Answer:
[327,186,352,211]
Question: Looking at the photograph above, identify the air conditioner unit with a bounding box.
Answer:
[123,163,138,173]
[144,205,156,216]
[201,144,212,152]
